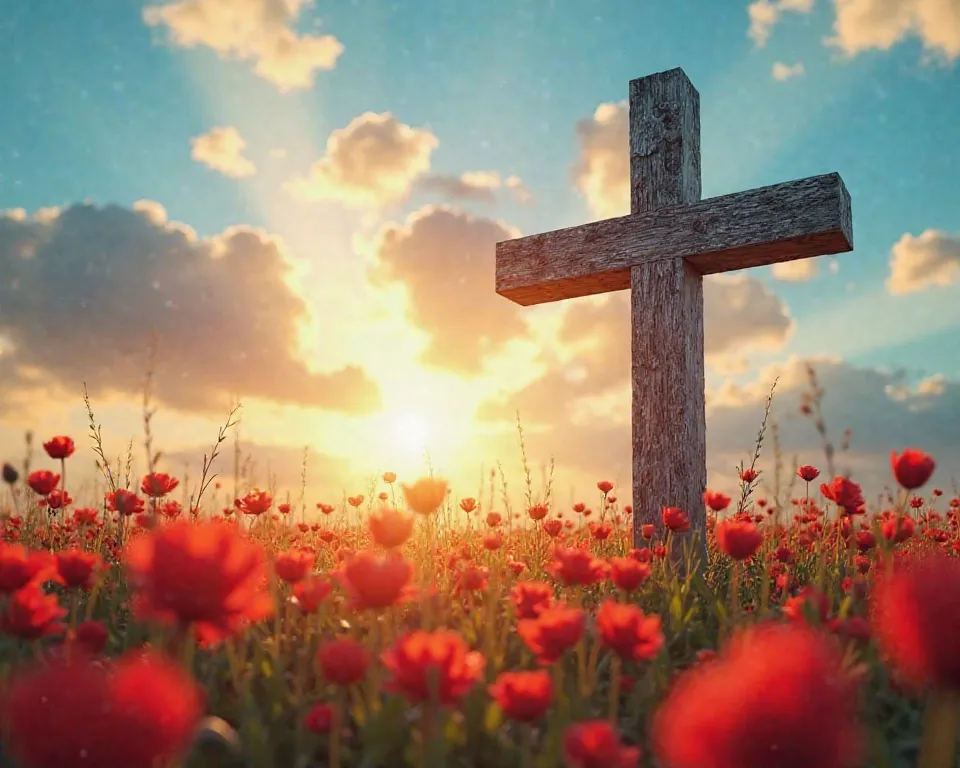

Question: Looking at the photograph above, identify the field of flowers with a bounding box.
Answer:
[0,418,956,767]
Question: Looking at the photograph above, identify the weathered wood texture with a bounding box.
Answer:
[628,69,707,552]
[495,172,853,306]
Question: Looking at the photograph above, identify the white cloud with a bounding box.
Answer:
[143,0,344,91]
[286,113,438,209]
[415,171,534,205]
[772,61,806,80]
[572,101,629,220]
[828,0,960,61]
[190,126,257,178]
[748,0,815,47]
[886,229,960,295]
[771,257,819,281]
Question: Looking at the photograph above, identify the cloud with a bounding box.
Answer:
[143,0,343,91]
[368,205,528,374]
[477,274,794,424]
[572,101,629,220]
[827,0,960,61]
[772,61,806,80]
[886,229,960,295]
[748,0,815,47]
[0,203,380,415]
[771,257,819,281]
[286,113,438,209]
[190,126,256,178]
[415,171,534,206]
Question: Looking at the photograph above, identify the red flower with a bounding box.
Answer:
[382,629,485,706]
[71,620,109,655]
[797,465,820,482]
[2,652,202,768]
[237,488,272,516]
[292,576,332,613]
[518,604,586,665]
[1,585,66,640]
[124,520,274,643]
[652,623,862,768]
[273,550,314,584]
[738,468,759,483]
[341,550,412,610]
[0,544,55,593]
[640,524,655,540]
[820,477,865,515]
[872,553,960,691]
[596,600,663,662]
[27,470,59,496]
[107,489,144,517]
[140,472,179,499]
[546,546,606,587]
[42,436,75,460]
[662,507,690,533]
[609,557,651,592]
[528,503,549,521]
[318,638,371,686]
[56,548,103,590]
[703,491,731,512]
[714,519,764,561]
[510,581,554,620]
[368,507,415,549]
[488,670,553,722]
[597,480,614,494]
[890,448,935,490]
[563,721,640,768]
[880,514,914,543]
[542,519,563,537]
[304,703,333,734]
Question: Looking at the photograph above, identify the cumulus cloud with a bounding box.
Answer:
[771,257,819,281]
[828,0,960,61]
[572,101,629,220]
[0,203,380,415]
[190,126,256,178]
[143,0,343,91]
[286,112,438,209]
[477,274,794,424]
[415,171,534,206]
[886,229,960,294]
[368,205,527,374]
[748,0,815,47]
[772,61,806,80]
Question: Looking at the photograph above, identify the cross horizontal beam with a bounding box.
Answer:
[496,172,853,307]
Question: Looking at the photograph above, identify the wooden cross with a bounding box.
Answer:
[495,67,853,553]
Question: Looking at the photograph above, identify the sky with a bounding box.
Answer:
[0,0,958,514]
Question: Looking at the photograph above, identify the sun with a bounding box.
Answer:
[391,411,431,455]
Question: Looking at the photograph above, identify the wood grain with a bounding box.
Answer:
[496,172,853,307]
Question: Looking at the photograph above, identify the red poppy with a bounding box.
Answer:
[488,670,553,722]
[703,491,731,512]
[0,544,55,593]
[2,652,202,768]
[401,477,448,515]
[546,546,606,587]
[107,489,144,517]
[70,620,109,655]
[27,470,59,496]
[318,638,371,686]
[652,623,862,768]
[529,503,549,521]
[518,604,585,665]
[563,720,640,768]
[662,507,690,533]
[273,550,314,584]
[292,575,332,613]
[1,585,66,640]
[609,557,651,592]
[124,520,274,643]
[140,472,179,499]
[510,581,554,620]
[797,465,820,482]
[368,507,415,549]
[714,519,764,561]
[341,550,412,610]
[304,703,333,734]
[42,436,75,460]
[55,548,103,590]
[237,488,272,516]
[820,477,864,516]
[596,600,663,662]
[382,629,485,706]
[890,448,935,490]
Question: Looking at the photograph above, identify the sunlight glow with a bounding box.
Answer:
[391,411,430,455]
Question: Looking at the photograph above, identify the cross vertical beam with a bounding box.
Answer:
[628,69,706,552]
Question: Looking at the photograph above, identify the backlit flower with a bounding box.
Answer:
[318,637,371,686]
[27,470,59,496]
[563,720,640,768]
[890,448,935,490]
[42,436,75,460]
[518,604,585,665]
[341,550,412,610]
[596,600,664,662]
[401,477,448,515]
[488,670,553,722]
[714,519,764,561]
[382,629,485,706]
[368,507,415,549]
[140,472,179,498]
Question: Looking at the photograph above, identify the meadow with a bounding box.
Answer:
[0,384,956,768]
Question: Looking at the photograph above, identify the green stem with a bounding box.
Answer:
[608,654,622,723]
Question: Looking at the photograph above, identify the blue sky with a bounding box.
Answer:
[0,0,958,499]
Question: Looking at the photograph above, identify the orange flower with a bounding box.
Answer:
[124,520,274,643]
[518,604,585,665]
[652,623,861,768]
[609,557,651,592]
[382,472,397,484]
[596,600,663,662]
[368,507,415,549]
[42,436,75,460]
[382,629,485,706]
[55,548,103,590]
[401,477,448,515]
[563,720,640,768]
[27,470,59,496]
[872,553,960,692]
[318,637,371,686]
[1,585,66,640]
[547,546,606,587]
[662,507,690,533]
[890,448,935,490]
[273,550,314,584]
[341,550,412,610]
[140,472,179,498]
[347,494,365,508]
[2,652,202,768]
[714,519,764,561]
[459,497,478,513]
[488,670,553,722]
